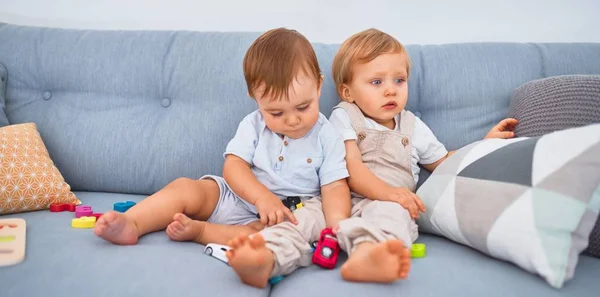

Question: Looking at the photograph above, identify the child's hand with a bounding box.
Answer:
[485,118,519,139]
[254,195,298,226]
[385,187,426,219]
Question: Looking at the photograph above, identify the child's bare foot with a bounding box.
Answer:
[94,211,140,245]
[341,240,411,283]
[226,234,274,288]
[166,213,206,242]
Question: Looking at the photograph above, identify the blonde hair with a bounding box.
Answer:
[244,28,322,101]
[332,28,411,99]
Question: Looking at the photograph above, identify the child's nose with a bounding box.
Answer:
[286,116,300,127]
[384,86,397,96]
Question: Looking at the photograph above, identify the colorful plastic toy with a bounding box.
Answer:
[71,216,96,228]
[204,243,230,264]
[268,275,284,285]
[114,201,136,212]
[90,213,103,221]
[312,227,340,269]
[0,218,26,267]
[49,203,76,212]
[411,243,426,258]
[75,205,93,218]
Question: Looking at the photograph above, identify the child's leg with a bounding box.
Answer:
[336,199,417,283]
[226,197,325,288]
[94,177,221,245]
[164,180,265,245]
[166,214,263,245]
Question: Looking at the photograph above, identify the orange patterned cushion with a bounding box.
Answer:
[0,123,80,214]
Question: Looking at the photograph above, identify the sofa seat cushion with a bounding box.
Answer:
[0,191,268,297]
[270,234,600,297]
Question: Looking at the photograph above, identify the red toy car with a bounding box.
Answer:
[312,227,340,269]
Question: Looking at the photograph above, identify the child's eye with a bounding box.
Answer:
[370,79,382,85]
[395,78,406,84]
[297,105,309,112]
[271,112,283,117]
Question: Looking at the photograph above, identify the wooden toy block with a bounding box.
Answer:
[0,218,26,267]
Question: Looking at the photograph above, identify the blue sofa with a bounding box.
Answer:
[0,22,598,297]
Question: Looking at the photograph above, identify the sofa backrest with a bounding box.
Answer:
[1,23,599,195]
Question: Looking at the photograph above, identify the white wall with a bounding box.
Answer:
[0,0,598,45]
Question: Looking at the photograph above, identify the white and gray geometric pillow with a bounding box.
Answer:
[507,74,600,258]
[416,123,600,289]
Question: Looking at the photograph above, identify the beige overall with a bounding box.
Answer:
[259,101,418,277]
[334,101,419,254]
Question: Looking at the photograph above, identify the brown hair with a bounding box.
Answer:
[332,28,411,99]
[243,28,322,101]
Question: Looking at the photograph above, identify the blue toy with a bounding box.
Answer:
[268,275,284,285]
[113,201,136,212]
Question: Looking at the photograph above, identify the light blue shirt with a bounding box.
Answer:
[224,110,349,209]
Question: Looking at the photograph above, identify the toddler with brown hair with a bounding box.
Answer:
[94,28,351,251]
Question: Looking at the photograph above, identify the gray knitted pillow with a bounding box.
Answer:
[508,75,600,137]
[508,75,600,258]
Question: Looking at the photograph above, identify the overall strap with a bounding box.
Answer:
[335,101,367,132]
[398,110,416,137]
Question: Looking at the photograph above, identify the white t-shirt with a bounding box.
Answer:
[328,108,448,184]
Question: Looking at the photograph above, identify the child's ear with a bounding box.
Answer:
[317,81,323,98]
[315,74,324,98]
[340,85,354,103]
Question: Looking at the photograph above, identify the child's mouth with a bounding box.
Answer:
[382,102,397,110]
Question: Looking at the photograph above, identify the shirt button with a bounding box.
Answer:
[278,156,284,161]
[307,158,312,164]
[284,140,288,146]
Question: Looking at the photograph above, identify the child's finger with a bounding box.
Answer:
[275,209,284,225]
[498,118,518,129]
[408,201,418,219]
[495,131,515,138]
[259,211,268,225]
[505,118,519,126]
[284,208,298,224]
[332,225,340,234]
[414,195,426,212]
[268,212,277,226]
